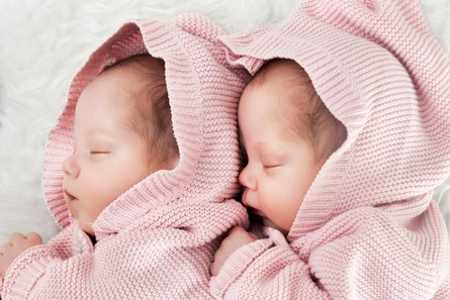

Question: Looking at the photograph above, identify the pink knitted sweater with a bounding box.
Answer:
[0,16,249,299]
[209,0,450,299]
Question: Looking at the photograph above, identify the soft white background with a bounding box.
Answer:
[0,0,449,243]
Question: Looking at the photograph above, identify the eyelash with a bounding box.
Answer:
[239,146,282,169]
[263,164,281,169]
[90,151,110,155]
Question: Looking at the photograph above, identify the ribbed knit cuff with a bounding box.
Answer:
[1,245,51,299]
[209,239,272,298]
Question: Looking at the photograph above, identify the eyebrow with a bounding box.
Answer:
[255,142,286,160]
[238,131,274,155]
[255,142,272,152]
[86,129,116,141]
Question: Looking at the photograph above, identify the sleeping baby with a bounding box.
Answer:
[0,53,179,276]
[0,16,248,299]
[209,0,450,298]
[210,59,348,297]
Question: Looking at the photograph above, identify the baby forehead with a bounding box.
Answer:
[254,60,310,85]
[243,78,313,115]
[245,62,314,106]
[75,81,153,134]
[85,55,164,92]
[93,65,159,95]
[80,58,165,106]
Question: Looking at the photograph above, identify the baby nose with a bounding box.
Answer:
[239,166,256,190]
[63,154,80,178]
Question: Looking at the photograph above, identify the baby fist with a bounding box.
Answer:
[0,232,42,280]
[210,227,256,276]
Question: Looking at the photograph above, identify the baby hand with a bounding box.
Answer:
[0,232,42,280]
[210,227,257,276]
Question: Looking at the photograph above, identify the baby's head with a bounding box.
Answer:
[62,55,179,236]
[239,59,346,233]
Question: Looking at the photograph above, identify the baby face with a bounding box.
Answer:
[62,66,160,236]
[238,74,323,233]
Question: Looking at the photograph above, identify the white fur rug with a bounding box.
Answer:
[0,0,449,243]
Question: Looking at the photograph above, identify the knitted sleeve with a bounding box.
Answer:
[210,205,450,299]
[0,226,214,299]
[0,225,75,299]
[209,237,331,299]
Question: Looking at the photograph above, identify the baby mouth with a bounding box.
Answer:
[249,208,265,218]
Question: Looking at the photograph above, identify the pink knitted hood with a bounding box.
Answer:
[42,17,249,241]
[210,0,450,298]
[220,0,450,241]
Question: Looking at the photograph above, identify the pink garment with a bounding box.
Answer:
[0,15,249,299]
[209,0,450,299]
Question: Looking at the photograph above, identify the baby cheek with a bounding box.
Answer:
[81,192,112,221]
[80,173,117,218]
[275,173,303,216]
[260,179,283,205]
[258,176,283,211]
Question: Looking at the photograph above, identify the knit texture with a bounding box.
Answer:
[209,0,450,299]
[0,15,249,299]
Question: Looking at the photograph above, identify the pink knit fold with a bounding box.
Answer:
[209,0,450,299]
[1,14,249,299]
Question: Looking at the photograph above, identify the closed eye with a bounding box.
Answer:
[90,151,110,155]
[263,164,282,169]
[260,148,285,169]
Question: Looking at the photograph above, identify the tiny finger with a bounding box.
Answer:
[26,232,42,243]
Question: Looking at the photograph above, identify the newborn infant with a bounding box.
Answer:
[209,1,450,296]
[211,59,346,273]
[0,53,178,285]
[0,17,248,298]
[237,59,345,233]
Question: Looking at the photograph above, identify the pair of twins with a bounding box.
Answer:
[2,0,450,299]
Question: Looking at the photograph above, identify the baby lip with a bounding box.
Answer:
[241,190,250,206]
[252,209,265,217]
[242,191,261,215]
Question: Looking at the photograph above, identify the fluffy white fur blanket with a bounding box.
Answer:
[0,0,449,243]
